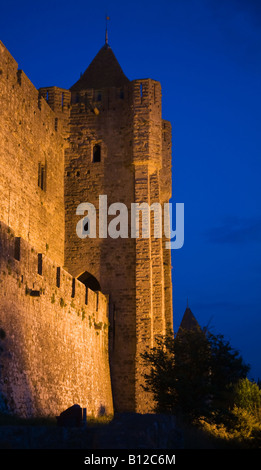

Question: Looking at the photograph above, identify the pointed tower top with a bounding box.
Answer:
[70,14,130,91]
[177,302,201,335]
[70,43,129,91]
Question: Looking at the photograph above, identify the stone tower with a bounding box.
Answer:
[64,40,173,413]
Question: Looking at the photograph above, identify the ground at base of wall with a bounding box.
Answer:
[0,413,183,449]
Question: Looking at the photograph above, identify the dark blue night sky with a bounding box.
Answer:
[1,0,261,380]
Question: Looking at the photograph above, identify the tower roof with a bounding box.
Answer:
[70,44,130,92]
[177,304,201,334]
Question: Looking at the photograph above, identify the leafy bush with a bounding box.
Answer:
[233,378,261,419]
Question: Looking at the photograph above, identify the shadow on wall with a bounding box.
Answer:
[0,327,8,413]
[0,308,36,418]
[98,404,106,416]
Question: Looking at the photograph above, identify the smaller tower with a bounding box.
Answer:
[178,303,201,334]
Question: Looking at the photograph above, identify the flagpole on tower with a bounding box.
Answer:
[105,14,110,45]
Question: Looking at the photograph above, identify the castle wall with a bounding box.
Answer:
[0,222,113,418]
[0,42,65,266]
[0,40,173,417]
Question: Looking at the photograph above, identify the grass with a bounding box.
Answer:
[0,412,113,428]
[1,410,260,449]
[86,415,113,427]
[0,412,57,426]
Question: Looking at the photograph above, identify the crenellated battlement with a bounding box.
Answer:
[132,78,162,109]
[0,42,66,135]
[132,79,163,172]
[0,221,109,330]
[0,221,113,418]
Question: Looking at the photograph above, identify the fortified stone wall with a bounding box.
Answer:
[0,39,174,417]
[0,222,113,418]
[0,41,65,266]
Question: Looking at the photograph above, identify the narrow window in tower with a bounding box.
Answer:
[93,144,101,163]
[38,254,43,276]
[55,117,58,131]
[120,89,124,99]
[61,92,64,108]
[14,237,21,261]
[17,70,22,85]
[38,162,47,191]
[46,90,49,102]
[71,278,76,298]
[56,267,61,288]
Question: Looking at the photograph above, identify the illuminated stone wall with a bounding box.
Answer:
[0,222,113,418]
[0,40,173,416]
[65,78,173,413]
[0,41,65,266]
[132,79,173,412]
[64,83,137,412]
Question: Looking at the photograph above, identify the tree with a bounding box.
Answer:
[233,378,261,419]
[206,332,250,419]
[142,328,250,421]
[142,335,176,414]
[170,328,212,418]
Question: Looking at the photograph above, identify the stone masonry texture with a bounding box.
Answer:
[0,39,173,417]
